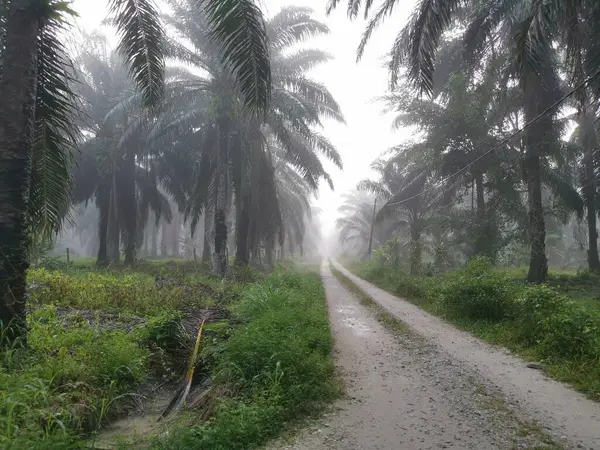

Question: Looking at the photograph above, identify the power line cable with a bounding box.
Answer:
[383,67,600,207]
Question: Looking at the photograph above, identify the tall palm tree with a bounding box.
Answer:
[164,4,342,274]
[336,192,379,255]
[330,0,600,282]
[0,0,272,339]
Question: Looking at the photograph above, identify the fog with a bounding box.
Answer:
[46,0,600,277]
[71,0,414,240]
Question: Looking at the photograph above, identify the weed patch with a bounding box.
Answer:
[27,268,216,315]
[153,270,338,449]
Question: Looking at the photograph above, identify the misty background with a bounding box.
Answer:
[68,0,413,246]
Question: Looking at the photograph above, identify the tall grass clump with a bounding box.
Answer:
[155,270,338,450]
[437,258,518,322]
[0,306,154,448]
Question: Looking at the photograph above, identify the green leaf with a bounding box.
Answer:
[201,0,271,113]
[29,8,81,239]
[109,0,165,109]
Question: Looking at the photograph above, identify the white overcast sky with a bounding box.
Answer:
[71,0,416,239]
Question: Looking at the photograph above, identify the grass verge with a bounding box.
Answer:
[151,269,339,450]
[346,257,600,401]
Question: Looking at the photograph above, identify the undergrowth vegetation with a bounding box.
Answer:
[153,269,338,450]
[0,261,336,449]
[347,258,600,400]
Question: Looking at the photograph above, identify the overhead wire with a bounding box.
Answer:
[383,67,600,208]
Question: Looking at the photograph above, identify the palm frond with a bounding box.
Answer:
[541,164,584,219]
[357,179,390,200]
[109,0,165,108]
[357,0,398,61]
[202,0,271,113]
[268,6,329,50]
[29,8,81,239]
[392,0,462,95]
[274,49,332,75]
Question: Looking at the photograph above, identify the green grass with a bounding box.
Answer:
[2,261,337,449]
[0,261,249,448]
[346,258,600,401]
[0,307,172,449]
[152,269,339,450]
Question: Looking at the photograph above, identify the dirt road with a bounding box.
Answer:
[331,260,600,450]
[269,261,600,450]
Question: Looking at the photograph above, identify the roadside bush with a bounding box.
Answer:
[514,285,568,346]
[395,275,430,300]
[538,307,600,361]
[438,258,517,322]
[28,306,149,387]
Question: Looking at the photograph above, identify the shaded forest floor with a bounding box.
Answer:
[1,259,338,449]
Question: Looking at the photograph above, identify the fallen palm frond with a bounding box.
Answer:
[158,318,205,421]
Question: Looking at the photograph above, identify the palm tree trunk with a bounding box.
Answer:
[265,240,274,268]
[409,224,422,276]
[150,218,158,257]
[524,152,548,282]
[212,118,229,276]
[473,172,489,258]
[202,210,211,262]
[367,198,377,259]
[107,174,120,263]
[171,209,180,258]
[96,192,109,266]
[160,219,168,257]
[123,153,136,266]
[581,110,600,272]
[0,0,40,339]
[235,200,250,265]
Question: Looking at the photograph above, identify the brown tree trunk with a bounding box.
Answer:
[107,174,120,263]
[150,217,158,257]
[160,219,169,257]
[581,110,600,272]
[473,171,490,258]
[202,210,211,262]
[265,240,274,268]
[212,118,229,276]
[96,191,109,266]
[409,224,422,276]
[235,200,250,265]
[123,153,136,266]
[0,0,40,340]
[171,210,180,258]
[524,152,548,283]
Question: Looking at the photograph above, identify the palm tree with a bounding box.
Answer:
[365,151,448,274]
[330,0,600,282]
[336,192,379,256]
[0,0,272,339]
[70,38,173,267]
[164,4,342,274]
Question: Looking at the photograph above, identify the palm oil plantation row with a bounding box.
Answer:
[334,0,600,279]
[0,0,343,339]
